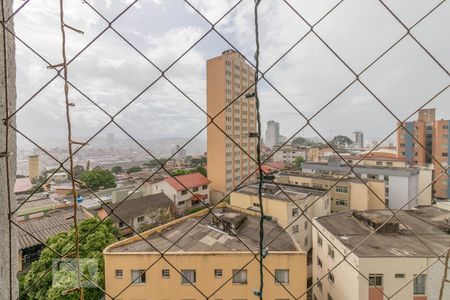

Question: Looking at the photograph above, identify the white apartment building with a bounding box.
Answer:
[273,144,309,164]
[312,207,450,300]
[265,120,280,149]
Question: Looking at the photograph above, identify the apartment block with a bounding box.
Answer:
[274,171,385,212]
[28,154,40,181]
[230,182,330,252]
[312,207,450,300]
[301,160,422,209]
[104,205,307,300]
[397,108,450,199]
[272,144,309,164]
[265,120,280,149]
[207,49,257,201]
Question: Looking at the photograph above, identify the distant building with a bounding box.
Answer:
[107,133,115,148]
[96,193,174,238]
[352,131,364,148]
[313,207,450,300]
[230,182,330,252]
[173,144,186,160]
[104,205,307,300]
[273,144,308,164]
[18,206,91,270]
[397,108,450,200]
[28,155,40,181]
[148,172,210,212]
[207,49,257,201]
[265,120,280,149]
[275,171,385,212]
[301,158,423,209]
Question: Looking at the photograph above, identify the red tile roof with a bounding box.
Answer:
[165,172,210,191]
[14,177,33,193]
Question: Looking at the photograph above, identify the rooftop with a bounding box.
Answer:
[18,206,91,249]
[14,177,33,194]
[235,182,323,202]
[164,172,210,191]
[101,193,173,223]
[315,206,450,257]
[302,161,419,176]
[106,206,299,253]
[277,171,383,183]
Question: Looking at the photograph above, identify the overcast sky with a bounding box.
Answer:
[11,0,450,151]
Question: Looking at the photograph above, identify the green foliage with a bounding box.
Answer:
[171,169,192,176]
[195,165,207,177]
[144,159,166,168]
[185,207,205,215]
[137,208,174,233]
[79,169,116,191]
[126,166,142,174]
[294,156,305,168]
[20,218,118,300]
[73,165,85,178]
[291,136,307,146]
[190,156,206,166]
[111,166,122,174]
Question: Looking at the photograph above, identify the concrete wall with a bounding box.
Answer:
[388,174,418,209]
[0,0,18,297]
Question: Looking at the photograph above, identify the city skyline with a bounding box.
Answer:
[14,0,450,152]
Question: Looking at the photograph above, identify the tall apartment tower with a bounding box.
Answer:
[397,108,450,199]
[207,50,257,200]
[28,155,40,181]
[352,130,364,148]
[265,120,280,149]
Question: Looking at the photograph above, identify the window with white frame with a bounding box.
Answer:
[181,269,196,284]
[232,269,247,284]
[413,274,426,295]
[274,269,289,284]
[369,274,383,287]
[131,269,146,284]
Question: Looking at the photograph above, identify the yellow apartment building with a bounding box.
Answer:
[230,182,330,252]
[104,205,307,300]
[274,171,385,212]
[207,49,257,202]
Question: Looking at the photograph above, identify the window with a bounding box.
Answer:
[414,274,426,295]
[443,153,448,157]
[193,187,199,192]
[118,221,124,228]
[369,274,383,287]
[292,224,299,233]
[292,208,299,217]
[304,222,308,229]
[232,269,247,284]
[376,161,383,166]
[335,199,348,206]
[181,190,188,195]
[317,278,322,292]
[178,200,186,206]
[386,162,393,167]
[317,236,322,246]
[317,257,322,268]
[202,184,208,190]
[275,269,289,284]
[328,246,335,259]
[181,269,196,284]
[162,269,170,278]
[336,186,348,193]
[304,237,308,246]
[137,216,144,223]
[214,269,223,278]
[444,124,449,129]
[131,269,146,284]
[328,272,334,283]
[115,269,123,278]
[395,273,405,278]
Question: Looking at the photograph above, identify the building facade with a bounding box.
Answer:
[230,182,330,252]
[352,131,364,148]
[265,120,280,149]
[104,205,307,300]
[397,108,450,199]
[272,144,309,164]
[274,171,385,212]
[312,207,450,300]
[28,154,40,181]
[301,160,422,209]
[207,49,257,201]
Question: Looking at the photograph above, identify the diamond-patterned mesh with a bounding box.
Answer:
[1,0,450,299]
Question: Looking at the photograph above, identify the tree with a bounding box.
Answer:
[20,218,118,300]
[126,166,142,174]
[137,208,174,233]
[79,169,116,191]
[190,156,206,166]
[195,165,207,177]
[73,165,85,178]
[331,135,353,148]
[294,156,305,168]
[171,169,191,176]
[111,166,122,174]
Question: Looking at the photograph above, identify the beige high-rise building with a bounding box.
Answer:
[207,49,257,201]
[28,155,40,181]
